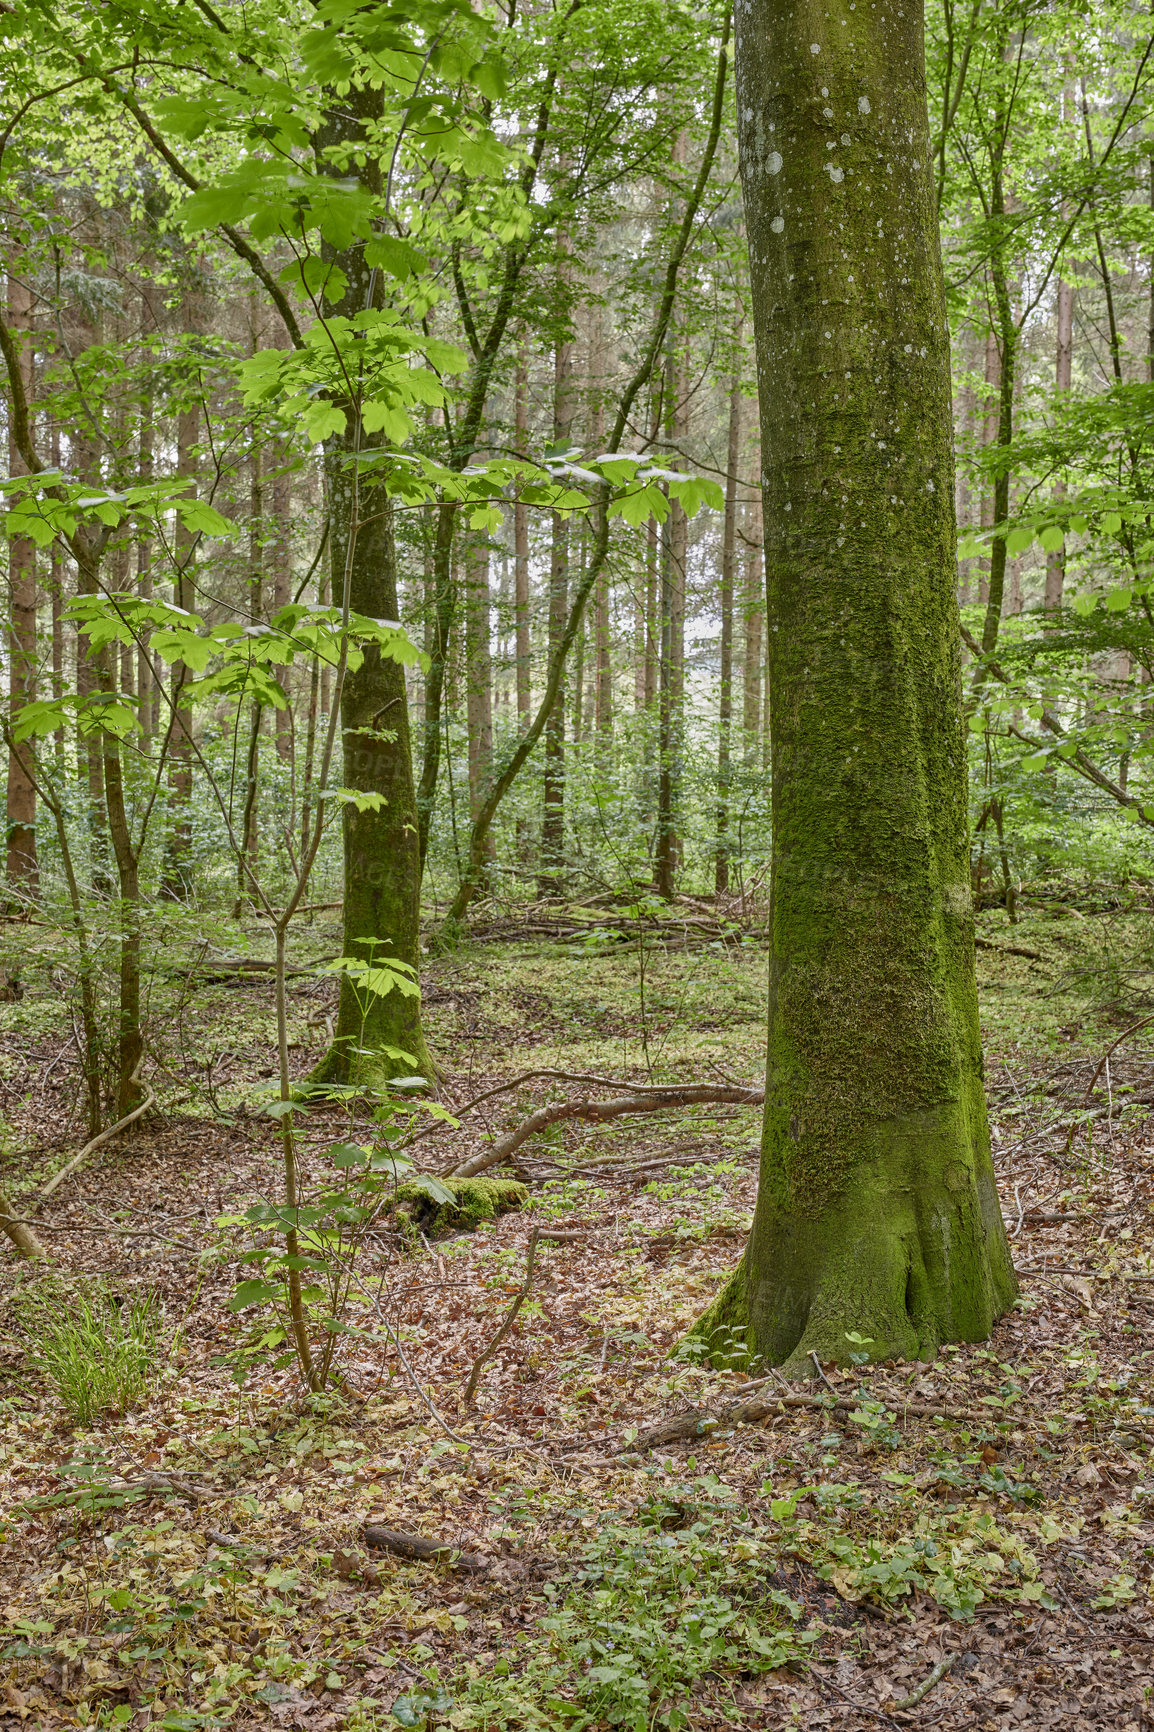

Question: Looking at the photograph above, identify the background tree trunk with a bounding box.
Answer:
[161,401,198,901]
[539,326,574,894]
[5,255,38,899]
[741,492,763,753]
[715,344,742,894]
[696,0,1017,1371]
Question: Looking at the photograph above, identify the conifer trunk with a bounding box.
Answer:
[715,348,742,894]
[697,0,1017,1370]
[539,330,573,893]
[5,258,38,898]
[161,402,198,900]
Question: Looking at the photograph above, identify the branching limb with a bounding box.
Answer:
[445,1082,763,1179]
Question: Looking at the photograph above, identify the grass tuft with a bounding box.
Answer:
[27,1287,160,1425]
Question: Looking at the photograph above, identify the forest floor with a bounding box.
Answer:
[0,892,1151,1732]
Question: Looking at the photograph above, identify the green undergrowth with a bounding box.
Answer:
[13,1275,162,1427]
[452,1494,817,1730]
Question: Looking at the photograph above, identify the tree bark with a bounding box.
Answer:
[539,325,574,894]
[1045,273,1074,613]
[655,322,686,901]
[310,484,433,1086]
[309,89,433,1086]
[5,257,38,898]
[715,344,743,894]
[696,0,1017,1371]
[161,401,198,900]
[463,524,494,850]
[513,343,531,731]
[136,388,156,747]
[741,492,763,749]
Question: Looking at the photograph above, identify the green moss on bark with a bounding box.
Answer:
[394,1176,527,1238]
[706,0,1018,1372]
[308,491,434,1090]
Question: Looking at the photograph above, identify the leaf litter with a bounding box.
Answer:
[0,906,1151,1731]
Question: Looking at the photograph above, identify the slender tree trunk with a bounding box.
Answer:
[589,299,613,745]
[644,514,659,709]
[271,457,293,762]
[237,440,264,912]
[1046,80,1077,615]
[5,258,38,898]
[73,432,110,895]
[137,391,155,747]
[655,326,686,901]
[101,676,144,1118]
[463,525,494,858]
[539,328,574,894]
[161,403,198,900]
[741,493,764,750]
[572,600,586,742]
[695,0,1016,1371]
[1045,274,1074,613]
[978,28,1015,659]
[514,344,531,731]
[715,344,743,895]
[301,87,434,1084]
[977,330,999,606]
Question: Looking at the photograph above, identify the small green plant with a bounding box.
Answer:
[847,1396,901,1452]
[536,1499,815,1729]
[28,1288,159,1425]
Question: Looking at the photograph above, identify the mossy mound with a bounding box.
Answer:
[393,1174,527,1238]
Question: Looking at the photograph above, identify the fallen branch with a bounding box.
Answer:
[40,1066,157,1201]
[0,1187,47,1259]
[20,1470,218,1512]
[463,1228,540,1406]
[446,1082,763,1178]
[363,1524,487,1572]
[974,936,1044,961]
[891,1656,954,1712]
[1083,1013,1154,1101]
[620,1387,997,1453]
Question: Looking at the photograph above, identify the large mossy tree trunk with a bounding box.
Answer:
[696,0,1017,1372]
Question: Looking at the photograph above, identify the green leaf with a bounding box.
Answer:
[1005,526,1034,557]
[364,236,427,279]
[302,402,347,443]
[175,498,235,538]
[1038,525,1064,553]
[228,1280,282,1312]
[329,1143,370,1168]
[321,787,387,812]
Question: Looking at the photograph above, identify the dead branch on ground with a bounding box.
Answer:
[445,1081,763,1178]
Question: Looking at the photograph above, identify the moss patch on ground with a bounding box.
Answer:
[394,1174,527,1237]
